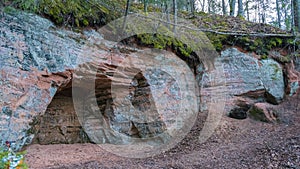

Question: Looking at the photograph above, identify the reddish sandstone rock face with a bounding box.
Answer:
[200,48,299,121]
[0,10,201,151]
[0,10,104,149]
[285,61,300,96]
[0,8,109,150]
[0,66,74,149]
[1,10,299,152]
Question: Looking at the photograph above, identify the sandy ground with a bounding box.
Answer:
[25,94,300,169]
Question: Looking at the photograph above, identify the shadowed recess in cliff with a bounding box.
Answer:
[81,66,168,141]
[30,87,90,144]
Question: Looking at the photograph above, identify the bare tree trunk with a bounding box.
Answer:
[212,0,216,13]
[222,0,227,15]
[144,0,148,13]
[237,0,244,17]
[258,2,261,23]
[229,0,236,16]
[276,0,281,28]
[208,0,215,13]
[186,0,190,11]
[246,0,250,20]
[161,1,171,29]
[255,5,259,22]
[261,0,267,23]
[173,0,178,33]
[297,0,300,31]
[285,1,290,30]
[291,0,295,32]
[190,0,195,14]
[122,0,131,33]
[202,0,206,11]
[294,0,300,31]
[208,0,211,13]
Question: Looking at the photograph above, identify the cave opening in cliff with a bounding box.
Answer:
[31,86,90,145]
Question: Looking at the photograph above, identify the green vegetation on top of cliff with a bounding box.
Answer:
[1,0,289,34]
[187,12,287,35]
[1,0,297,57]
[2,0,124,27]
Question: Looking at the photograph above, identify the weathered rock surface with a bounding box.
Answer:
[0,10,199,151]
[200,48,286,120]
[269,50,300,96]
[247,103,279,123]
[285,61,300,96]
[0,11,83,150]
[260,59,285,104]
[71,48,199,158]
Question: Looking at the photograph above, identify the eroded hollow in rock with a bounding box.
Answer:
[85,70,167,140]
[129,72,152,112]
[31,87,90,144]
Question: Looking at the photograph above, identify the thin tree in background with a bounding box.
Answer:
[190,0,195,14]
[200,0,206,11]
[122,0,131,33]
[144,0,148,13]
[297,0,300,31]
[173,0,178,33]
[292,0,300,32]
[237,0,244,17]
[291,0,295,32]
[284,0,292,30]
[261,0,267,23]
[253,2,258,22]
[255,0,262,23]
[276,0,282,28]
[208,0,211,12]
[186,0,190,11]
[245,0,250,20]
[229,0,236,16]
[162,1,171,29]
[222,0,227,15]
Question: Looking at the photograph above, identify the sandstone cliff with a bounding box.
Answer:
[0,9,299,152]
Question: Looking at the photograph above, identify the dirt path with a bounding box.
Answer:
[25,95,300,169]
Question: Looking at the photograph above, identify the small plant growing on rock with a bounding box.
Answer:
[0,141,28,169]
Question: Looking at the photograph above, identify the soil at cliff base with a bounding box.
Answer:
[25,94,300,169]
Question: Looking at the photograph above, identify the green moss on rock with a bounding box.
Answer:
[248,106,269,122]
[4,0,122,27]
[137,33,193,57]
[206,33,228,51]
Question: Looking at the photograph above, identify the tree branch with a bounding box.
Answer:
[197,28,295,37]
